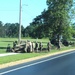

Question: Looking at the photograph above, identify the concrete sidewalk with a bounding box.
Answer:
[0,53,19,57]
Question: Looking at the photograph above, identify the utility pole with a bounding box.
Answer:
[18,0,22,44]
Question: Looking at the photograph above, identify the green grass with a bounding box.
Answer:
[0,46,75,64]
[0,38,75,64]
[0,38,49,53]
[0,53,46,64]
[0,38,17,53]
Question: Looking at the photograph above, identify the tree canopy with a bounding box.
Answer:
[0,0,75,41]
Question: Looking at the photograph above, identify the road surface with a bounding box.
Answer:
[0,51,75,75]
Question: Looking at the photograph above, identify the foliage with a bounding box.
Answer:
[0,0,75,40]
[71,23,75,38]
[0,22,25,38]
[24,0,74,41]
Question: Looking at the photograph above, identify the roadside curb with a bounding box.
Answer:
[0,49,75,69]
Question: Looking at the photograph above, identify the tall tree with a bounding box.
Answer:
[44,0,73,48]
[0,21,5,37]
[4,23,24,37]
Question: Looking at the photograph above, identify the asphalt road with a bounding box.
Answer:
[0,51,75,75]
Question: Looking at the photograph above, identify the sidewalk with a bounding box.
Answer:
[0,53,19,57]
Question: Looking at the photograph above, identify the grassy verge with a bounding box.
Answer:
[0,38,17,53]
[0,38,75,64]
[0,46,75,64]
[0,38,49,53]
[0,53,46,64]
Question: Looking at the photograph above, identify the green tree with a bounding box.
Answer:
[0,21,5,37]
[71,23,75,38]
[4,23,12,37]
[44,0,73,48]
[4,23,24,38]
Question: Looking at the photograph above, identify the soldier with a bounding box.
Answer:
[47,41,51,52]
[29,41,32,52]
[32,42,35,52]
[57,40,61,50]
[13,41,17,48]
[26,40,30,53]
[6,44,12,52]
[35,42,38,52]
[39,42,43,51]
[24,41,27,53]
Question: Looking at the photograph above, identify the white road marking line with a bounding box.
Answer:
[0,51,75,75]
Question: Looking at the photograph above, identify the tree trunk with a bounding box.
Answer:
[57,34,61,49]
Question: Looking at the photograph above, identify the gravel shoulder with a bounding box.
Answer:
[0,49,75,69]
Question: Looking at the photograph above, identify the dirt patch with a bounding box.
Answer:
[0,49,75,69]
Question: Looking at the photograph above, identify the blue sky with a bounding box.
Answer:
[0,0,47,27]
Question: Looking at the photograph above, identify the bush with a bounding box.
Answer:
[62,40,69,46]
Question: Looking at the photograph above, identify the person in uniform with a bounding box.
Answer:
[39,42,43,51]
[35,42,38,52]
[47,41,51,52]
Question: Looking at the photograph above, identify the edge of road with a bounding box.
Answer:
[0,49,75,69]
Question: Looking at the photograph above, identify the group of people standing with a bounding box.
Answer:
[24,40,51,53]
[6,40,52,53]
[24,41,43,53]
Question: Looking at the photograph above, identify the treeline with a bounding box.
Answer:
[0,21,25,37]
[0,20,75,39]
[0,0,75,41]
[25,0,75,40]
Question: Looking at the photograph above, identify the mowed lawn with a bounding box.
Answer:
[0,38,75,64]
[0,38,50,64]
[0,38,49,53]
[0,38,17,53]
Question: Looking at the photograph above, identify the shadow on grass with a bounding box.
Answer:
[0,47,7,49]
[1,41,13,42]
